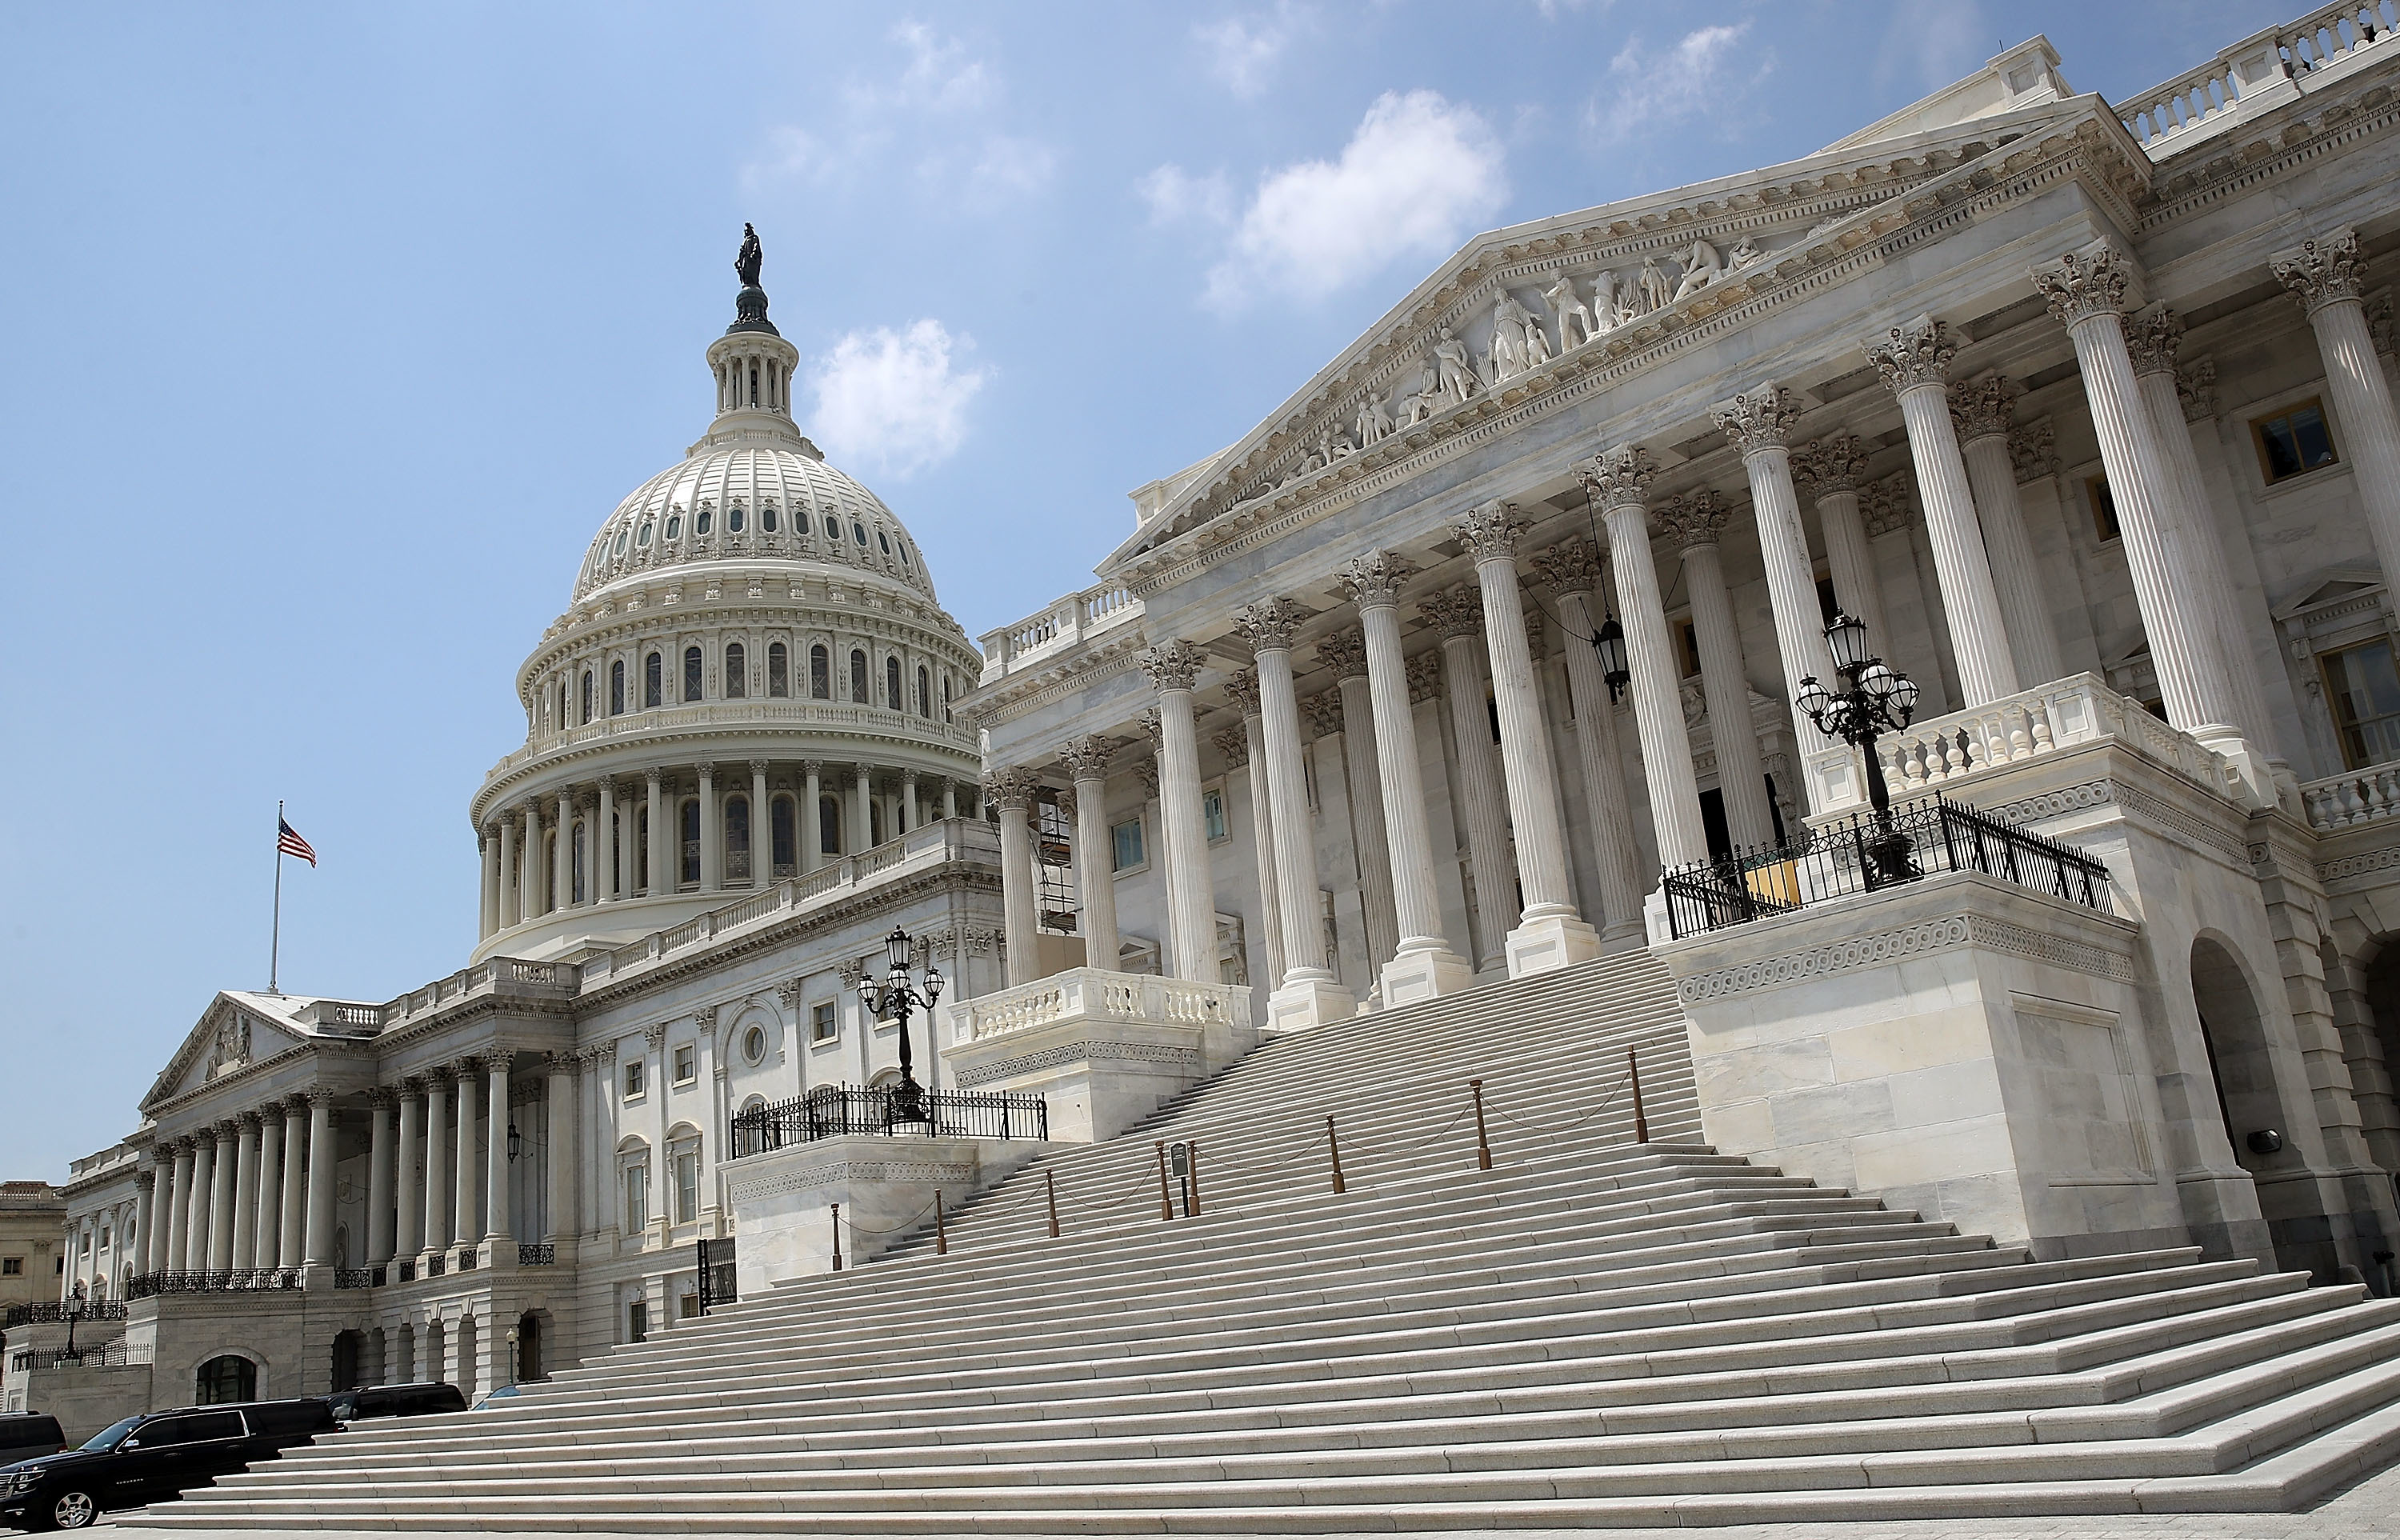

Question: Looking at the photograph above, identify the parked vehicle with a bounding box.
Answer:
[0,1398,334,1530]
[0,1421,61,1470]
[325,1382,466,1424]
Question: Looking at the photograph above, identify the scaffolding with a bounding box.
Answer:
[1036,793,1078,934]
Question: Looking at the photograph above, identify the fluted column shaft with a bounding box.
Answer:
[1141,650,1218,984]
[1436,630,1517,969]
[550,789,573,905]
[703,766,729,891]
[164,1145,193,1274]
[1718,405,1843,767]
[479,833,500,938]
[422,1078,451,1252]
[1814,485,1890,646]
[497,817,518,929]
[1330,669,1402,972]
[366,1098,395,1265]
[646,771,669,892]
[252,1114,282,1268]
[2278,230,2400,601]
[802,764,825,870]
[147,1150,177,1275]
[394,1091,422,1260]
[1069,766,1120,972]
[1600,496,1709,869]
[991,775,1041,987]
[544,1058,573,1242]
[182,1138,214,1272]
[1958,429,2065,687]
[1253,642,1334,985]
[1676,531,1778,847]
[453,1066,481,1246]
[596,781,618,902]
[485,1057,512,1242]
[1234,698,1287,990]
[1552,586,1649,938]
[302,1099,338,1267]
[520,804,544,917]
[206,1126,238,1270]
[230,1119,260,1270]
[750,763,771,879]
[851,765,873,854]
[1355,598,1462,965]
[276,1106,306,1267]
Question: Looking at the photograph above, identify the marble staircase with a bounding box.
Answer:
[125,952,2400,1530]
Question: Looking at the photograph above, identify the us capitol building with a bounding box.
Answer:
[22,11,2400,1457]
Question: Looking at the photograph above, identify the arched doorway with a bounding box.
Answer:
[330,1330,365,1392]
[2192,936,2286,1174]
[514,1311,544,1383]
[195,1354,256,1405]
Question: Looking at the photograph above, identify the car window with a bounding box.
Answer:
[82,1417,142,1451]
[140,1413,246,1446]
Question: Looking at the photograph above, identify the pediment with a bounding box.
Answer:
[2275,564,2387,621]
[142,993,315,1112]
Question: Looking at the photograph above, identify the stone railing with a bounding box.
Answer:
[950,968,1253,1045]
[977,583,1145,682]
[2300,762,2400,830]
[486,698,979,780]
[2116,1,2397,151]
[361,955,582,1034]
[1806,673,2238,815]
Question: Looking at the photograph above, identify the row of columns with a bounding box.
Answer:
[478,762,974,938]
[142,1095,338,1275]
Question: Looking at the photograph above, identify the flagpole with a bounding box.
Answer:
[270,799,285,997]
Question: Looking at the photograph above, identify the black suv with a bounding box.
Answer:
[325,1382,465,1423]
[0,1398,334,1530]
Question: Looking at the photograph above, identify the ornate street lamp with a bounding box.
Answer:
[1795,612,1921,884]
[1591,613,1630,702]
[62,1282,86,1362]
[856,926,945,1129]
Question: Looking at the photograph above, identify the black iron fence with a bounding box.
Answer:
[518,1243,556,1266]
[696,1238,737,1314]
[2,1301,127,1328]
[730,1085,1050,1158]
[126,1269,301,1300]
[10,1342,148,1372]
[1662,794,2114,939]
[334,1268,386,1290]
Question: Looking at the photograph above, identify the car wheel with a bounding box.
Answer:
[48,1491,99,1530]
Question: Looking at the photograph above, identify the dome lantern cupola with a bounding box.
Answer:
[701,223,808,455]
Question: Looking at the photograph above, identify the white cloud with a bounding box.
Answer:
[1874,1,1987,96]
[1194,7,1307,98]
[1138,164,1234,227]
[1202,90,1506,310]
[890,19,992,112]
[1588,22,1756,145]
[805,320,989,479]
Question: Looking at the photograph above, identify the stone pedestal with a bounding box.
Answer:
[1380,946,1474,1006]
[722,1133,1050,1294]
[1503,912,1604,978]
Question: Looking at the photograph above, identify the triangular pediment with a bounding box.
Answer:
[142,992,318,1112]
[2275,564,2387,620]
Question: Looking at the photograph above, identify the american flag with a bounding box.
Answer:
[277,818,317,867]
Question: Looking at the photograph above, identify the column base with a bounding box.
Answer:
[1266,974,1358,1034]
[1505,910,1603,978]
[1379,946,1475,1007]
[482,1236,518,1270]
[2190,724,2278,812]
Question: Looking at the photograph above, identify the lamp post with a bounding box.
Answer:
[62,1283,86,1362]
[856,926,945,1130]
[1795,612,1921,884]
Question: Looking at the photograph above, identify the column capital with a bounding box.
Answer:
[2031,241,2136,326]
[2126,306,2184,378]
[363,1086,397,1108]
[302,1090,338,1111]
[2009,419,2060,484]
[519,798,542,822]
[1654,490,1730,550]
[1305,690,1344,738]
[1133,758,1161,798]
[1449,499,1529,562]
[799,758,822,777]
[985,766,1041,811]
[1584,444,1657,511]
[748,757,770,776]
[1861,474,1918,538]
[1949,374,2022,444]
[1061,734,1118,783]
[1136,708,1164,750]
[645,765,665,787]
[1866,314,1956,391]
[1530,537,1606,597]
[1222,666,1262,713]
[641,1022,670,1052]
[1135,639,1206,692]
[1211,728,1249,769]
[1406,651,1444,704]
[771,979,805,1015]
[2270,226,2363,314]
[1231,598,1305,654]
[695,760,717,782]
[2178,360,2219,422]
[1337,550,1416,607]
[1712,382,1802,454]
[1417,585,1484,638]
[235,1110,262,1131]
[1315,628,1368,680]
[1790,433,1872,495]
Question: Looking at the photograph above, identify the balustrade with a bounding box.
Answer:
[950,967,1253,1045]
[2117,1,2397,150]
[978,583,1148,680]
[2302,762,2400,830]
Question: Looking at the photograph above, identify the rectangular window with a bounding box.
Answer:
[644,653,662,709]
[674,1151,700,1223]
[684,647,705,702]
[1111,817,1146,873]
[2252,396,2338,485]
[624,1162,650,1231]
[1678,620,1702,679]
[627,1299,648,1343]
[2085,476,2121,543]
[2322,638,2400,770]
[768,644,790,698]
[623,1058,646,1100]
[1202,786,1229,843]
[679,1292,702,1322]
[811,1002,838,1044]
[0,1258,19,1277]
[673,1046,697,1085]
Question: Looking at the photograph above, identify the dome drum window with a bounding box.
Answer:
[638,521,654,548]
[644,651,664,709]
[851,521,868,546]
[730,505,746,534]
[683,646,704,702]
[725,642,747,700]
[665,514,682,542]
[698,507,713,536]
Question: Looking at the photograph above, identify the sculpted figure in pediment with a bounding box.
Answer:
[1546,270,1596,348]
[1636,255,1671,314]
[1520,296,1554,366]
[1398,372,1437,425]
[1354,392,1391,446]
[1673,238,1725,301]
[1433,327,1475,404]
[1490,294,1533,380]
[1727,236,1762,270]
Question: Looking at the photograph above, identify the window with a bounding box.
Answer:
[683,646,704,702]
[768,642,789,698]
[679,1292,702,1322]
[194,1358,256,1407]
[698,506,713,536]
[0,1258,19,1277]
[886,656,903,710]
[824,514,841,539]
[645,651,663,708]
[673,1146,701,1224]
[2322,638,2400,770]
[810,644,830,699]
[673,1045,697,1085]
[725,642,746,699]
[580,670,594,725]
[680,799,701,886]
[2085,477,2121,544]
[878,530,892,554]
[743,1025,767,1065]
[626,1299,648,1344]
[637,520,654,548]
[811,1002,838,1044]
[1112,817,1146,873]
[2253,397,2338,485]
[763,505,778,533]
[918,664,932,718]
[771,796,796,875]
[666,514,682,541]
[623,1058,646,1099]
[850,649,870,704]
[727,794,751,882]
[610,660,626,716]
[819,795,842,857]
[730,503,746,534]
[1202,786,1229,842]
[624,1159,650,1230]
[852,520,869,545]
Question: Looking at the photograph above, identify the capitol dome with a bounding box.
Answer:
[467,229,986,964]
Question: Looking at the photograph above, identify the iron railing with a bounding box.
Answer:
[730,1085,1050,1158]
[126,1269,301,1299]
[456,1247,478,1271]
[10,1342,148,1372]
[1662,794,2114,939]
[696,1238,738,1314]
[518,1243,555,1266]
[333,1268,386,1290]
[3,1301,127,1327]
[424,1254,446,1278]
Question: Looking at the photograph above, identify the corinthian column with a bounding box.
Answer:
[485,1054,513,1246]
[147,1146,177,1275]
[1225,670,1286,991]
[366,1090,395,1266]
[1317,629,1400,974]
[1714,385,1842,778]
[1867,317,2022,706]
[2274,227,2400,599]
[1234,598,1355,1029]
[422,1074,451,1255]
[206,1123,238,1270]
[252,1108,282,1268]
[596,779,618,902]
[452,1062,481,1247]
[1450,502,1601,977]
[988,768,1042,987]
[1792,434,1890,650]
[1138,642,1219,984]
[302,1096,338,1270]
[519,802,544,917]
[165,1142,194,1273]
[1586,446,1709,872]
[276,1098,306,1268]
[1532,539,1650,943]
[1950,375,2066,688]
[1062,736,1122,974]
[697,764,722,891]
[229,1116,260,1271]
[2032,242,2241,750]
[183,1134,214,1272]
[1341,552,1472,1001]
[646,768,668,892]
[1655,490,1778,847]
[497,815,518,929]
[1419,588,1515,971]
[479,830,500,938]
[394,1084,422,1261]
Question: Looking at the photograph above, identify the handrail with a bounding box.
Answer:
[730,1085,1050,1157]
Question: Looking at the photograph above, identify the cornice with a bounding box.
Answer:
[956,627,1154,733]
[2138,72,2400,231]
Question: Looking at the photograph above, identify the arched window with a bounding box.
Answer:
[680,799,701,886]
[810,644,830,699]
[762,505,778,533]
[570,819,586,904]
[610,660,626,716]
[725,642,746,699]
[697,506,713,536]
[886,656,903,711]
[196,1354,256,1406]
[917,664,932,718]
[667,1126,704,1225]
[730,504,746,534]
[635,806,650,892]
[683,646,704,702]
[824,514,840,540]
[850,650,870,704]
[771,795,796,876]
[644,651,662,709]
[819,794,842,857]
[726,794,751,883]
[580,670,595,725]
[768,642,790,698]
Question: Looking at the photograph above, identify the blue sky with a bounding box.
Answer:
[0,0,2282,1177]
